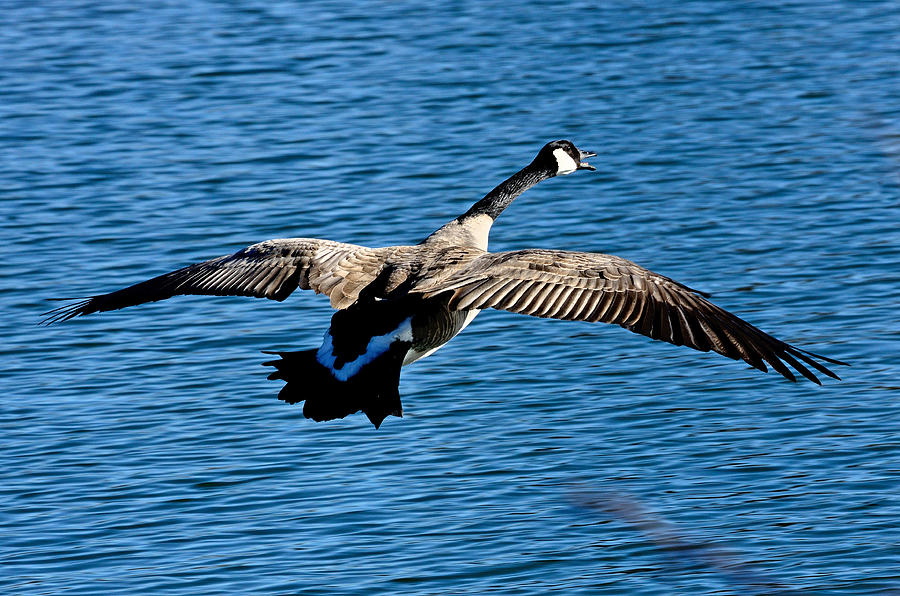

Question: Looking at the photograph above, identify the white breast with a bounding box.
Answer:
[463,214,493,250]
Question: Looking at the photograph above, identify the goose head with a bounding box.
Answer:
[535,140,597,176]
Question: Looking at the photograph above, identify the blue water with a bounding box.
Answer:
[3,1,899,593]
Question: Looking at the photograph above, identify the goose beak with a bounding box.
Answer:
[577,149,597,171]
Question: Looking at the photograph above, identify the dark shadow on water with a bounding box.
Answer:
[568,485,803,595]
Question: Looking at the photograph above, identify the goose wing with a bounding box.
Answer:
[419,249,845,384]
[43,238,389,323]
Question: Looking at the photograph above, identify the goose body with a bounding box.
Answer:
[45,140,846,428]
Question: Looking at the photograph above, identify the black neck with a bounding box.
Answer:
[459,161,555,221]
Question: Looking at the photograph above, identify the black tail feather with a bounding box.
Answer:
[262,348,405,429]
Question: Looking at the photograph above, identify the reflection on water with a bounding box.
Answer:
[570,486,792,594]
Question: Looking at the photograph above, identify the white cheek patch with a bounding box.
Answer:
[552,148,579,175]
[317,318,413,382]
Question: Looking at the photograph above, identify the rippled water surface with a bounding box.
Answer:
[3,1,900,593]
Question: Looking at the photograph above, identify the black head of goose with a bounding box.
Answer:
[424,140,596,251]
[45,140,846,429]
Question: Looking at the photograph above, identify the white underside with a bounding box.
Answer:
[402,309,481,365]
[317,317,413,381]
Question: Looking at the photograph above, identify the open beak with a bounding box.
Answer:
[577,149,597,171]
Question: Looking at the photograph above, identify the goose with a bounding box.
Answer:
[44,140,846,428]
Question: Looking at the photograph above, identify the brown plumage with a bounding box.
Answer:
[42,239,389,323]
[45,140,845,427]
[413,249,843,384]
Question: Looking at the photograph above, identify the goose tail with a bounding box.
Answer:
[262,348,404,429]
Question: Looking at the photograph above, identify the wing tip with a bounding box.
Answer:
[795,346,850,368]
[758,344,844,386]
[40,298,95,325]
[790,345,847,383]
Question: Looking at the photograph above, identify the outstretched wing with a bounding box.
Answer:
[419,249,846,384]
[43,238,389,323]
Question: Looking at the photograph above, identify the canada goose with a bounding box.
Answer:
[45,140,846,428]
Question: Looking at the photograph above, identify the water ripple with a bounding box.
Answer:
[4,1,900,594]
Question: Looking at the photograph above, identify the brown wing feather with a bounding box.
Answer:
[420,249,846,384]
[43,238,388,323]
